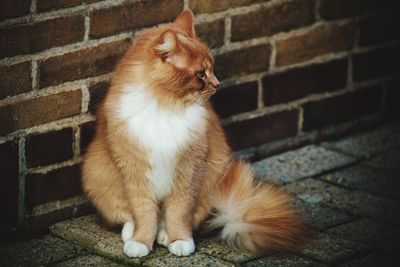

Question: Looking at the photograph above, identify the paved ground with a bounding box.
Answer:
[1,123,400,266]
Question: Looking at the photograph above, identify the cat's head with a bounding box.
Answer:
[127,10,219,106]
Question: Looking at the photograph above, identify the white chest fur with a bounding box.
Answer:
[117,84,207,200]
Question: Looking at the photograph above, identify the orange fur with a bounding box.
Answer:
[82,9,310,257]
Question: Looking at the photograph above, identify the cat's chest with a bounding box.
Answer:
[117,85,207,200]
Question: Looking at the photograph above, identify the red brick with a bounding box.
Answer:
[224,110,299,150]
[276,23,354,66]
[20,202,94,238]
[211,81,258,118]
[90,0,183,38]
[88,81,109,114]
[215,45,270,80]
[0,141,19,241]
[190,0,269,14]
[319,0,399,20]
[0,62,31,99]
[353,46,400,82]
[195,19,225,48]
[0,15,85,59]
[303,87,383,130]
[359,10,400,47]
[39,39,131,87]
[26,128,74,168]
[80,121,96,152]
[263,59,348,105]
[37,0,82,12]
[231,0,314,41]
[0,0,30,21]
[0,90,82,136]
[25,164,82,208]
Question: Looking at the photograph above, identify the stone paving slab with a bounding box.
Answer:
[284,178,400,225]
[0,235,87,266]
[242,255,326,267]
[299,233,368,264]
[50,215,167,266]
[325,219,400,255]
[53,254,126,267]
[197,239,258,264]
[319,164,400,200]
[292,199,353,231]
[143,252,234,267]
[365,147,400,175]
[336,253,398,267]
[322,124,400,158]
[252,145,357,184]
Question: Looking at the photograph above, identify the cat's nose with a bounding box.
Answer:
[211,82,220,90]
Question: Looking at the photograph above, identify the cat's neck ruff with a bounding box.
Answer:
[116,83,207,200]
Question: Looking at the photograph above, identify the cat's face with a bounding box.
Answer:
[148,10,219,105]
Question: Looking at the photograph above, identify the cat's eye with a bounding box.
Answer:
[196,70,206,80]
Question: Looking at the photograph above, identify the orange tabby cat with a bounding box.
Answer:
[82,9,310,258]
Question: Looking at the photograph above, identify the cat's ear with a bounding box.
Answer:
[154,29,179,55]
[175,9,196,37]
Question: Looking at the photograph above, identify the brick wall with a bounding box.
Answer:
[1,0,400,241]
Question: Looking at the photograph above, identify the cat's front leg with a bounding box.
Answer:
[163,192,197,256]
[123,196,159,258]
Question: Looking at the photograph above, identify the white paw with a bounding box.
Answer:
[121,221,134,243]
[168,239,195,256]
[156,228,170,247]
[123,240,150,258]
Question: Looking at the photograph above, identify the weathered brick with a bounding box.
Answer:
[319,0,399,20]
[353,46,400,82]
[303,86,383,130]
[88,81,109,114]
[0,0,30,21]
[0,141,19,241]
[386,79,400,118]
[195,19,224,48]
[39,39,130,87]
[25,128,74,168]
[231,0,314,41]
[0,15,85,59]
[224,110,298,150]
[90,0,182,38]
[0,90,82,136]
[263,59,347,105]
[190,0,269,14]
[359,10,400,47]
[25,165,82,207]
[37,0,82,12]
[215,45,270,80]
[0,62,31,99]
[276,23,354,66]
[80,121,96,152]
[211,81,258,118]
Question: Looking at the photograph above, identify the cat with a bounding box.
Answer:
[82,9,310,258]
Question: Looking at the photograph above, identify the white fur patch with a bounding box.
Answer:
[168,239,195,256]
[123,240,150,258]
[121,221,134,243]
[117,84,206,201]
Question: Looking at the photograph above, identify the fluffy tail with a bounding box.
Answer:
[207,160,311,254]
